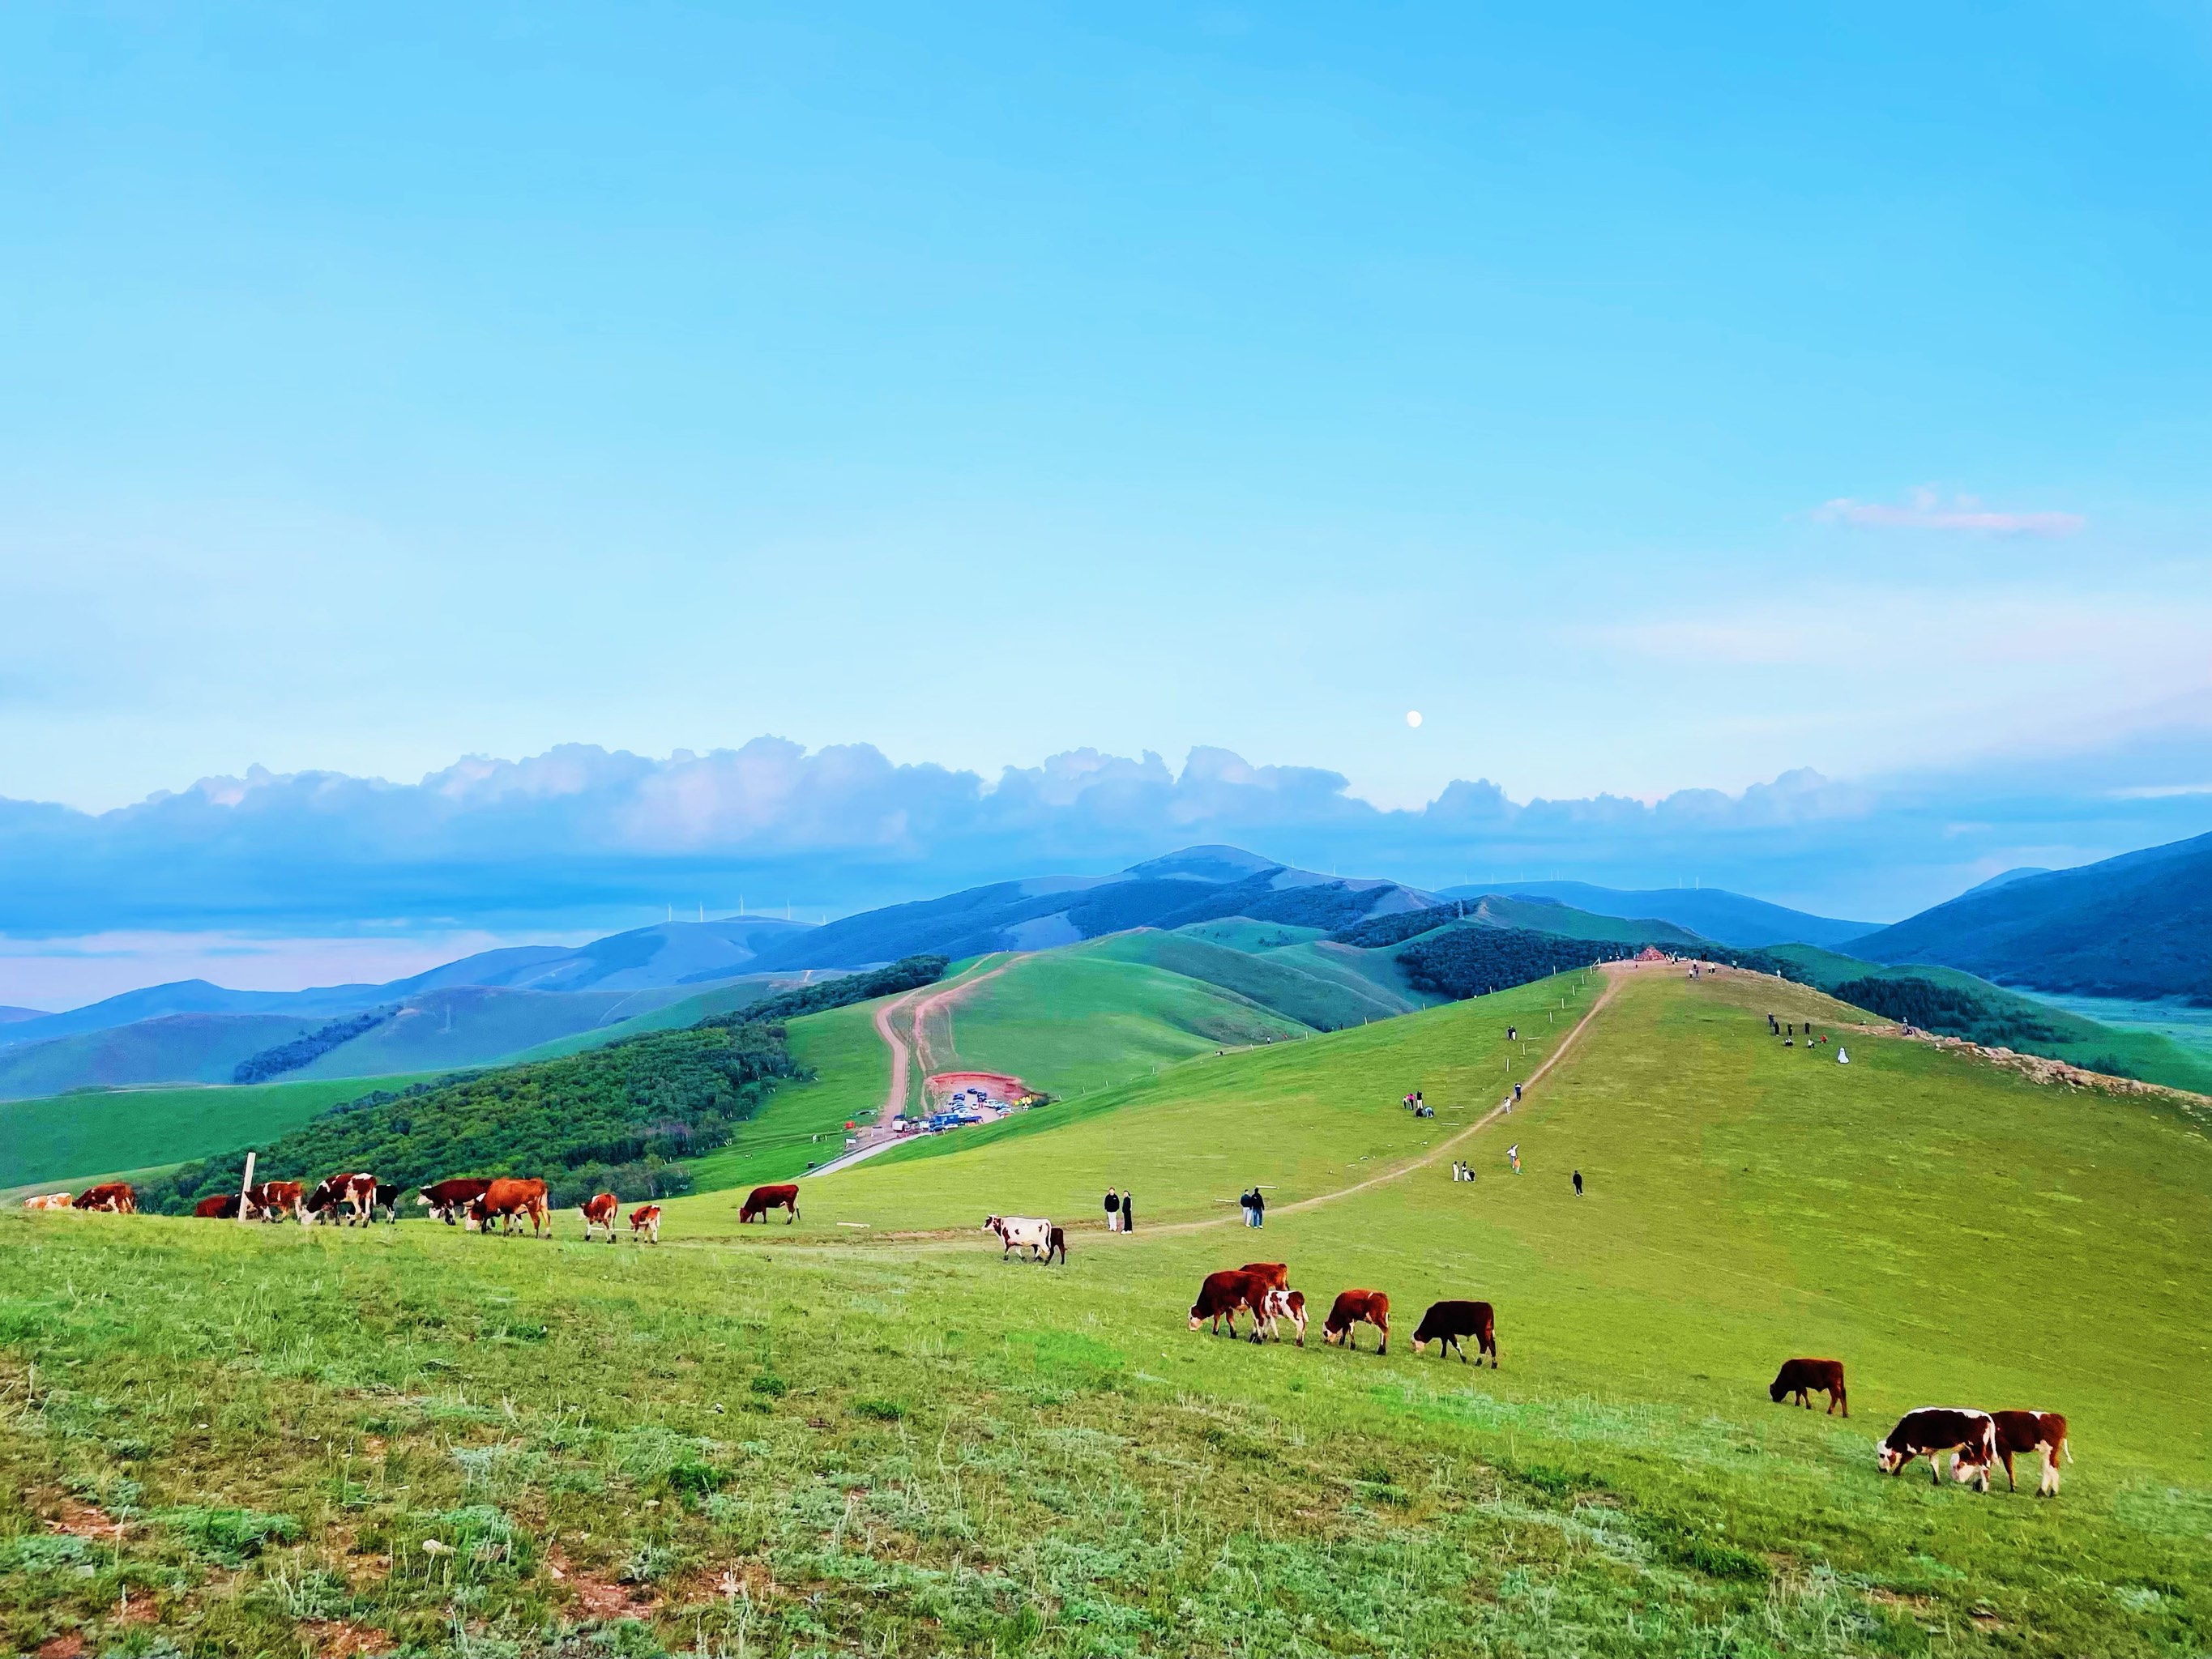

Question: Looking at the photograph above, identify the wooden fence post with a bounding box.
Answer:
[237,1152,256,1224]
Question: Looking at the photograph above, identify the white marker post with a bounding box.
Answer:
[237,1151,256,1225]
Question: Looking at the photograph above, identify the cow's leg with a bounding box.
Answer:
[2001,1450,2017,1493]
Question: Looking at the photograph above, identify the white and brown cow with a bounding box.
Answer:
[579,1192,620,1243]
[1959,1410,2071,1496]
[983,1215,1055,1261]
[1257,1286,1308,1346]
[303,1172,378,1227]
[629,1203,663,1244]
[1878,1407,1998,1491]
[21,1193,75,1211]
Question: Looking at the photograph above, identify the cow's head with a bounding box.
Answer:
[1187,1308,1206,1331]
[982,1216,1002,1236]
[1769,1378,1790,1403]
[1411,1338,1429,1356]
[1876,1442,1907,1474]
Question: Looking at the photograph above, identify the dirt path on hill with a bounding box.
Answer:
[871,959,1018,1120]
[1138,960,1632,1236]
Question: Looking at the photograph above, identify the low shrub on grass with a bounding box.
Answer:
[153,1506,300,1565]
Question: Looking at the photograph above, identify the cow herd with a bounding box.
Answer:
[21,1175,665,1243]
[1183,1264,1499,1364]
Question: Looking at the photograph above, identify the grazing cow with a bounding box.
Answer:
[1411,1299,1498,1367]
[21,1193,75,1211]
[629,1203,663,1244]
[579,1192,620,1243]
[1770,1357,1848,1416]
[468,1178,552,1239]
[1967,1410,2071,1496]
[1240,1262,1289,1290]
[740,1183,801,1225]
[193,1193,242,1219]
[304,1172,378,1227]
[1044,1224,1067,1266]
[1878,1407,1998,1490]
[247,1180,305,1222]
[1258,1287,1307,1346]
[1322,1290,1390,1354]
[372,1183,403,1224]
[71,1183,136,1214]
[1189,1269,1273,1341]
[983,1214,1054,1260]
[416,1178,494,1225]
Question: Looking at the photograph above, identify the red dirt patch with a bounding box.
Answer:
[49,1500,126,1540]
[303,1619,391,1656]
[925,1071,1025,1101]
[35,1634,85,1659]
[548,1546,645,1620]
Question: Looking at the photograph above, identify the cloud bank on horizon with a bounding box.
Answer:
[5,720,2210,1005]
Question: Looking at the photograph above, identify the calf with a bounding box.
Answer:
[1411,1299,1498,1366]
[629,1203,663,1244]
[247,1180,304,1222]
[1770,1357,1848,1417]
[1322,1290,1390,1354]
[1258,1287,1307,1346]
[416,1178,493,1225]
[740,1183,801,1224]
[1878,1407,1997,1491]
[1968,1410,2070,1496]
[468,1177,551,1239]
[579,1192,620,1243]
[1189,1269,1272,1341]
[71,1183,136,1214]
[194,1193,242,1219]
[984,1214,1053,1260]
[21,1193,75,1211]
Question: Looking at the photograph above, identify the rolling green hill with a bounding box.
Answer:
[1085,929,1406,1029]
[11,963,2203,1654]
[1769,945,2212,1094]
[0,1072,444,1190]
[0,1013,320,1100]
[288,984,707,1080]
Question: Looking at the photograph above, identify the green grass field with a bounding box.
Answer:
[2036,992,2212,1067]
[0,1072,442,1191]
[1,966,2205,1656]
[916,943,1317,1102]
[680,999,891,1192]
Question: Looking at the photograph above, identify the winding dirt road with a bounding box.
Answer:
[870,957,1019,1120]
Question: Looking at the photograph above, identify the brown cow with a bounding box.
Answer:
[71,1183,136,1214]
[1770,1357,1847,1416]
[247,1180,304,1222]
[304,1172,377,1227]
[1411,1299,1497,1367]
[1878,1407,1997,1490]
[1971,1410,2071,1496]
[740,1183,801,1224]
[1189,1269,1272,1341]
[21,1193,75,1211]
[468,1178,551,1238]
[629,1203,663,1244]
[1240,1262,1289,1290]
[579,1192,620,1242]
[1322,1290,1390,1354]
[416,1178,493,1224]
[194,1193,242,1219]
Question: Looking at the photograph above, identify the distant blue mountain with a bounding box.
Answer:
[1848,830,2212,1001]
[1960,866,2052,896]
[1451,881,1876,949]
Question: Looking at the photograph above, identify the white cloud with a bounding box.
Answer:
[1810,488,2085,536]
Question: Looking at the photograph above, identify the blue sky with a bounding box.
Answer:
[0,4,2207,1000]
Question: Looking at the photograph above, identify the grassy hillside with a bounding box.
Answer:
[1085,929,1405,1029]
[0,1013,318,1100]
[291,984,704,1080]
[2037,991,2212,1066]
[6,966,2203,1655]
[1770,945,2212,1094]
[497,978,795,1064]
[913,942,1317,1101]
[680,999,891,1191]
[0,1073,442,1190]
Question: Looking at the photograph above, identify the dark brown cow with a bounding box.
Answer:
[1044,1225,1067,1266]
[1878,1407,1997,1490]
[1240,1262,1289,1290]
[468,1178,551,1238]
[1322,1289,1390,1354]
[1770,1357,1847,1416]
[1189,1269,1272,1341]
[579,1192,620,1243]
[1975,1410,2071,1496]
[629,1203,663,1244]
[71,1183,136,1214]
[247,1179,304,1222]
[1411,1299,1497,1367]
[416,1178,493,1224]
[193,1193,241,1219]
[740,1183,801,1224]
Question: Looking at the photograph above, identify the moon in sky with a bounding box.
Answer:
[1405,710,1424,728]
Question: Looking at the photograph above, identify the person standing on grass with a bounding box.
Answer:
[1573,1169,1583,1197]
[1104,1187,1121,1233]
[1238,1187,1254,1227]
[1514,1082,1522,1105]
[1249,1186,1266,1229]
[1121,1192,1134,1233]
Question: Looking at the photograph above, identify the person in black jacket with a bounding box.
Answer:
[1248,1186,1266,1229]
[1104,1188,1121,1233]
[1121,1192,1134,1233]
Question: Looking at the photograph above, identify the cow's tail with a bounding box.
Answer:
[2063,1437,2075,1464]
